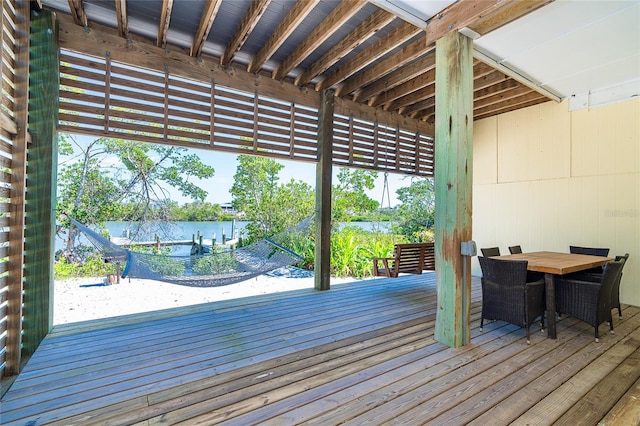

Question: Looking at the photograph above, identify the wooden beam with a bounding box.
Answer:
[221,0,271,66]
[156,0,173,48]
[314,90,334,291]
[467,0,553,35]
[56,14,432,136]
[247,0,319,74]
[273,0,366,81]
[294,8,395,87]
[356,52,435,103]
[434,31,474,348]
[190,0,223,58]
[115,0,128,38]
[67,0,87,27]
[5,0,30,377]
[316,21,420,91]
[336,35,428,97]
[376,71,435,110]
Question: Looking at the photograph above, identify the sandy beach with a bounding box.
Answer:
[53,267,355,325]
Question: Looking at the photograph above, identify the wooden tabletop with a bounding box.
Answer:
[494,251,613,275]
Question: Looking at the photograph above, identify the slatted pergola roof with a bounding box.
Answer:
[42,0,554,125]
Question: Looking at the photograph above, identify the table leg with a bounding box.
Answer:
[545,273,556,339]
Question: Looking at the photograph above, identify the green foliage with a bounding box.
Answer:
[192,252,239,275]
[392,178,435,242]
[330,226,405,278]
[231,155,313,243]
[53,252,116,280]
[332,168,379,222]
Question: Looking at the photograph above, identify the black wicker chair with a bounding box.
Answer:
[567,253,629,319]
[555,260,623,342]
[478,256,545,344]
[569,245,610,257]
[481,247,501,257]
[508,245,523,254]
[569,245,610,275]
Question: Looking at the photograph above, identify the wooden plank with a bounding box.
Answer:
[190,0,223,57]
[433,31,474,348]
[599,375,640,425]
[156,0,173,48]
[294,8,395,87]
[470,312,640,425]
[553,342,640,425]
[273,0,366,81]
[316,21,420,91]
[221,0,272,66]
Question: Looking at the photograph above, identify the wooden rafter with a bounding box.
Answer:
[294,8,395,87]
[221,0,271,66]
[115,0,128,38]
[67,0,87,27]
[191,0,223,58]
[371,68,435,109]
[156,0,173,48]
[385,61,495,111]
[337,35,428,97]
[316,20,420,91]
[247,0,319,74]
[272,0,366,81]
[356,52,435,103]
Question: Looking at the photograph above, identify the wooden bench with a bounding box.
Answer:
[372,242,435,278]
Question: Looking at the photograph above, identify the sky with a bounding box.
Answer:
[60,134,414,207]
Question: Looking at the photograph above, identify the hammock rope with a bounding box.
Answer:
[69,217,309,287]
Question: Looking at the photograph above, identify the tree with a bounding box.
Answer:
[56,134,215,249]
[332,168,379,222]
[230,155,313,242]
[393,177,435,242]
[100,138,215,222]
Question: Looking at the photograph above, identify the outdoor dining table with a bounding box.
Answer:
[494,251,613,339]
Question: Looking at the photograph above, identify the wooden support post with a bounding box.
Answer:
[5,0,30,377]
[22,9,60,357]
[314,90,334,291]
[434,31,474,348]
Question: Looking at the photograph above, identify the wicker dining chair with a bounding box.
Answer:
[555,259,623,342]
[569,245,610,275]
[509,245,522,254]
[481,247,501,257]
[568,253,629,319]
[478,256,546,344]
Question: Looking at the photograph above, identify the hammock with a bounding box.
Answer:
[69,218,309,287]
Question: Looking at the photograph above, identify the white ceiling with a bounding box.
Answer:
[385,0,640,111]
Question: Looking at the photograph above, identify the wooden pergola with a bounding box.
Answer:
[0,0,557,388]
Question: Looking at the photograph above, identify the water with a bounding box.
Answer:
[56,220,391,255]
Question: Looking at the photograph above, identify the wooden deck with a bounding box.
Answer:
[2,273,640,425]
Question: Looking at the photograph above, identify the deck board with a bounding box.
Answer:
[2,273,640,425]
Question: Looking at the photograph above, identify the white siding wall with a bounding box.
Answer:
[472,98,640,306]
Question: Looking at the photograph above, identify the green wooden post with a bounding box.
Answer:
[434,31,474,348]
[314,90,334,291]
[22,9,59,355]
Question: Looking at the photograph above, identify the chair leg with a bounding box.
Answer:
[595,327,600,343]
[609,314,615,335]
[526,326,531,345]
[480,317,484,332]
[618,305,623,319]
